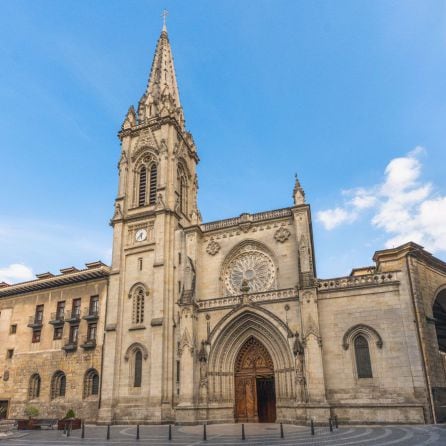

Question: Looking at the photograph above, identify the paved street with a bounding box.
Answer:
[1,423,446,445]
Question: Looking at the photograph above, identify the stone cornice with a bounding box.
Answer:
[196,288,298,311]
[0,265,110,298]
[317,271,400,292]
[201,207,294,234]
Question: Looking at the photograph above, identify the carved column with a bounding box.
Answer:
[178,309,196,407]
[300,289,326,403]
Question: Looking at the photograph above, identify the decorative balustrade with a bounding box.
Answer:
[197,288,298,311]
[201,208,292,232]
[317,272,399,291]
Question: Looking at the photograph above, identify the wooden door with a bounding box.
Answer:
[0,401,8,419]
[234,337,275,423]
[257,377,276,422]
[235,376,257,422]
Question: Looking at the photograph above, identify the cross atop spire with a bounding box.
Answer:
[136,14,185,127]
[161,9,168,32]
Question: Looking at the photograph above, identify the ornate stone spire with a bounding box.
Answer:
[293,173,306,205]
[137,20,185,127]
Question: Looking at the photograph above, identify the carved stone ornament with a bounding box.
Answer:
[223,246,276,295]
[274,227,291,243]
[206,240,221,256]
[3,370,9,381]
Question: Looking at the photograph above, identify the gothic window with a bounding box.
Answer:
[83,368,99,398]
[177,167,188,215]
[149,163,157,205]
[28,374,41,399]
[354,335,373,378]
[138,166,147,206]
[433,289,446,353]
[132,287,145,324]
[134,350,142,387]
[51,370,66,399]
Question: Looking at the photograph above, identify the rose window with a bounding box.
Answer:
[223,248,276,295]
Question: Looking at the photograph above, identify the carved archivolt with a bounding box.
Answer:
[222,241,276,295]
[235,337,274,373]
[342,324,383,351]
[124,342,149,361]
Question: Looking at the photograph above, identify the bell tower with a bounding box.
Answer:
[99,21,200,423]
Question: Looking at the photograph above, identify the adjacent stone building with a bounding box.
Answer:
[1,24,446,425]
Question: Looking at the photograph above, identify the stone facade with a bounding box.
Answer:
[1,25,446,425]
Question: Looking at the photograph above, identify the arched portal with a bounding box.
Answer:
[234,337,276,423]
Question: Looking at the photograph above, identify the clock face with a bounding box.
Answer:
[135,229,147,242]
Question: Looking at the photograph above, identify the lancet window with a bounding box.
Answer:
[132,287,145,324]
[137,160,158,207]
[51,370,66,399]
[354,335,373,378]
[84,368,100,398]
[28,373,41,399]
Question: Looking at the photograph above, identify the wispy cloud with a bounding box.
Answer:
[0,263,34,284]
[316,147,446,253]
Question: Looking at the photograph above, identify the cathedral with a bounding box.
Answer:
[1,23,446,426]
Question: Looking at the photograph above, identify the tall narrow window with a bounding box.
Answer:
[138,166,147,206]
[132,288,145,324]
[180,176,187,214]
[354,335,373,378]
[149,164,157,205]
[84,368,100,398]
[51,371,66,399]
[134,350,142,387]
[29,373,41,399]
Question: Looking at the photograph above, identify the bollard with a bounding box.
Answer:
[334,415,338,429]
[280,422,284,438]
[310,419,314,436]
[242,423,245,440]
[107,424,110,440]
[203,423,207,441]
[168,424,172,440]
[329,418,333,432]
[136,424,140,440]
[81,422,85,439]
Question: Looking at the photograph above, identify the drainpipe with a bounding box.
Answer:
[406,255,436,423]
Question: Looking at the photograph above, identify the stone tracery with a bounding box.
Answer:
[222,243,276,295]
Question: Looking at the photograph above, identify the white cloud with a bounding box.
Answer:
[317,207,357,230]
[317,147,446,254]
[0,263,34,284]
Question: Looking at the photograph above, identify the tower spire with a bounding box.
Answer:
[137,13,184,127]
[293,173,306,205]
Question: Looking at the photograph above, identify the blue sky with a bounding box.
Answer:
[1,0,445,283]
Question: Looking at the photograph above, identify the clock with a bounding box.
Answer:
[135,228,147,242]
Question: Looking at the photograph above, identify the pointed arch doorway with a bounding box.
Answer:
[234,337,276,423]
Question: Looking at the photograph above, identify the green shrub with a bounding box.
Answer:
[64,409,76,419]
[24,405,39,418]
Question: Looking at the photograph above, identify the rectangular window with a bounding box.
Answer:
[69,325,79,344]
[72,298,81,318]
[32,330,41,343]
[176,360,180,383]
[138,258,143,271]
[87,324,97,341]
[35,304,44,323]
[6,349,13,359]
[178,281,181,294]
[178,253,182,265]
[53,326,63,340]
[56,301,65,319]
[9,324,17,335]
[89,296,99,316]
